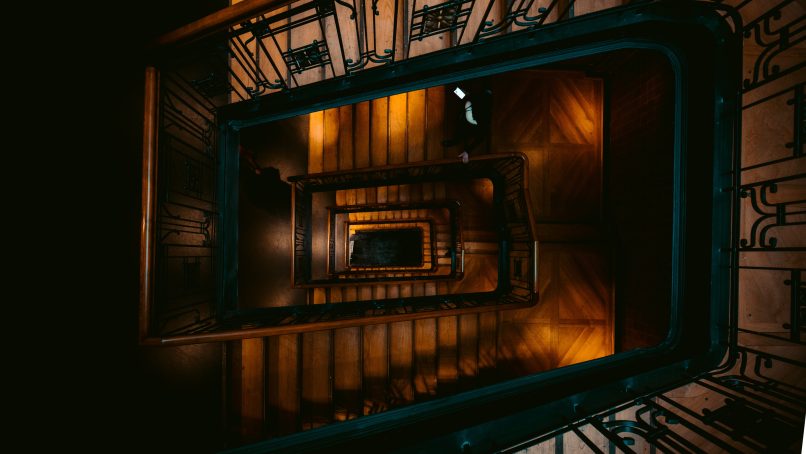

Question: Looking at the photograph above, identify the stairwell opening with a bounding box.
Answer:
[230,48,677,412]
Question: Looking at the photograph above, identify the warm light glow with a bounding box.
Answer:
[308,110,324,173]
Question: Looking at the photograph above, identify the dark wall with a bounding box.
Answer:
[606,51,676,352]
[239,118,309,309]
[95,1,229,452]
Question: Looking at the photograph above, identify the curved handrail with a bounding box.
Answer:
[152,0,294,49]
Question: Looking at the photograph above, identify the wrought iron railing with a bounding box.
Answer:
[489,0,806,452]
[739,175,805,251]
[147,0,603,106]
[497,345,806,453]
[147,0,806,109]
[147,73,219,338]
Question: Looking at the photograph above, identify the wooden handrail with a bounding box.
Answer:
[287,153,528,181]
[139,67,160,342]
[152,0,295,49]
[518,152,540,294]
[142,299,534,346]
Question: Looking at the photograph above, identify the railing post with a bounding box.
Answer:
[140,66,160,343]
[788,270,802,342]
[533,240,539,294]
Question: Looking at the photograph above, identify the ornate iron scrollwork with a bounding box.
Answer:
[283,40,332,74]
[742,0,806,91]
[475,0,561,42]
[410,0,473,41]
[739,178,806,250]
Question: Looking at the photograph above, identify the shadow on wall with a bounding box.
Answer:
[238,115,309,310]
[241,166,292,217]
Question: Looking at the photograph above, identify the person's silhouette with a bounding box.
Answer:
[444,85,493,163]
[239,146,291,217]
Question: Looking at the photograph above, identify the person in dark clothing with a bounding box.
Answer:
[239,145,291,217]
[444,85,493,163]
[239,144,263,175]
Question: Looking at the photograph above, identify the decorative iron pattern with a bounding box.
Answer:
[474,0,566,42]
[160,75,216,158]
[492,156,535,304]
[226,0,343,97]
[158,0,589,99]
[342,0,398,73]
[742,0,806,92]
[729,7,806,432]
[499,347,806,453]
[158,205,214,246]
[784,270,806,341]
[292,180,312,288]
[154,74,219,337]
[733,9,805,363]
[742,82,805,171]
[739,176,806,250]
[495,1,806,451]
[409,0,473,42]
[282,40,332,74]
[154,0,806,107]
[181,42,244,102]
[190,71,232,99]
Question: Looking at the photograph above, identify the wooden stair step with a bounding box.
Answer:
[333,326,362,421]
[463,241,499,254]
[301,330,332,430]
[462,230,498,242]
[435,234,452,244]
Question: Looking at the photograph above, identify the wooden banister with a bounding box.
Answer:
[140,67,160,342]
[144,299,534,346]
[152,0,295,49]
